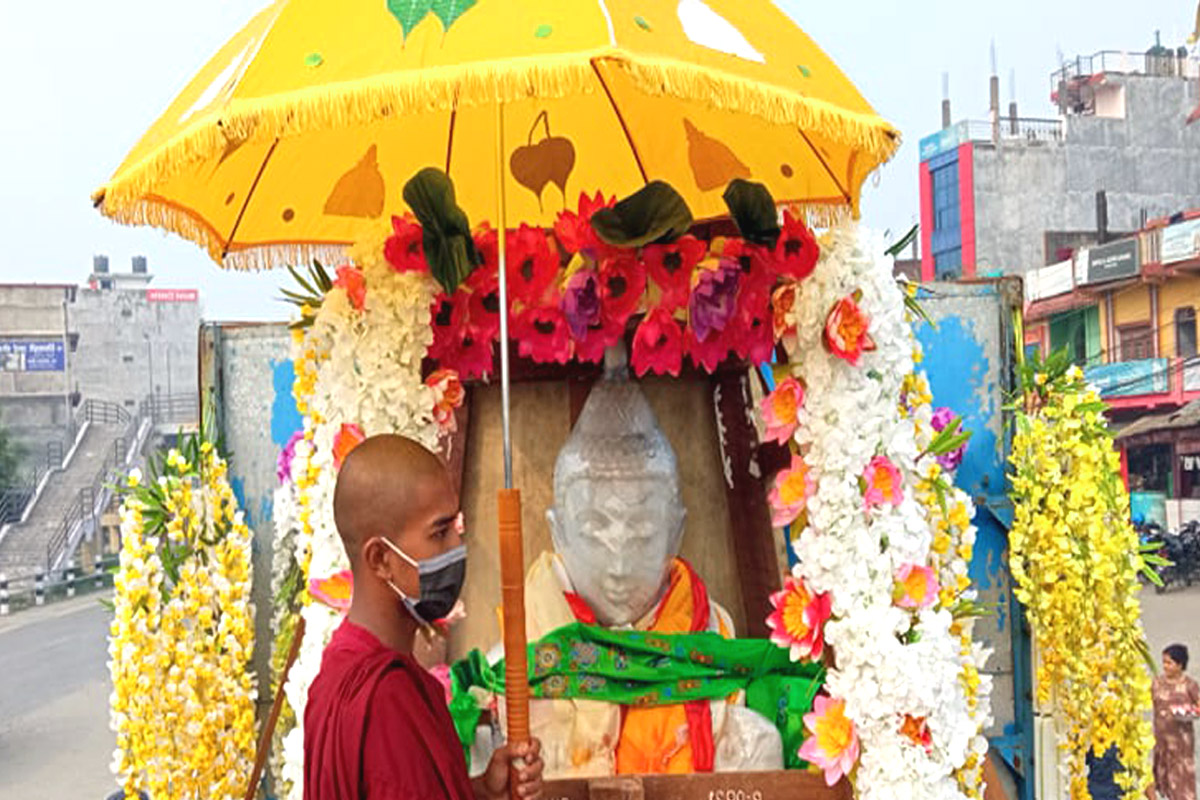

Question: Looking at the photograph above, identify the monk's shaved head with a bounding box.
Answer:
[333,434,455,566]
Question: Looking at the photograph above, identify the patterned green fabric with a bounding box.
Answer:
[448,622,824,769]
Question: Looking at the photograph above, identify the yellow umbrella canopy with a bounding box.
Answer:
[94,0,899,270]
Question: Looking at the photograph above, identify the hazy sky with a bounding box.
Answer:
[0,0,1190,320]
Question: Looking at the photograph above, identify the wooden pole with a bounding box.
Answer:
[498,488,529,798]
[243,615,307,800]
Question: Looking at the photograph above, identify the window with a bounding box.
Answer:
[930,163,960,232]
[934,248,962,280]
[1117,323,1154,361]
[122,354,135,364]
[1049,306,1101,368]
[124,399,136,408]
[120,308,133,318]
[1177,307,1197,358]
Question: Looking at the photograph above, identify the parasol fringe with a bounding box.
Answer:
[95,50,900,266]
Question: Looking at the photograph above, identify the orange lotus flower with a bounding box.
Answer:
[426,369,465,434]
[769,454,816,527]
[798,696,859,786]
[895,564,939,609]
[862,455,903,509]
[332,423,366,470]
[823,291,875,365]
[900,714,933,751]
[309,569,353,613]
[772,281,798,341]
[333,265,367,311]
[761,377,805,445]
[766,575,832,661]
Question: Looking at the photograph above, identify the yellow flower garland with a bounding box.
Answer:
[109,442,257,800]
[1009,360,1154,799]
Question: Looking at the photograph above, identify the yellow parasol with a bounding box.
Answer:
[93,0,898,271]
[95,2,899,790]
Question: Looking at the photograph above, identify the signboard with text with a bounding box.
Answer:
[1082,239,1139,285]
[1162,218,1200,265]
[0,340,64,372]
[919,122,968,162]
[146,288,199,303]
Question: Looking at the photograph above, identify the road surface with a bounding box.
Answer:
[0,593,115,799]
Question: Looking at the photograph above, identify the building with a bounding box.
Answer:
[1023,210,1200,526]
[0,256,201,478]
[918,45,1200,281]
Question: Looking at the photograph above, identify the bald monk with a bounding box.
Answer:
[305,434,545,800]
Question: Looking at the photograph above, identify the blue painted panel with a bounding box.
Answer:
[1085,358,1169,397]
[271,359,303,449]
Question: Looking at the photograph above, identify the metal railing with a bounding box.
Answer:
[0,440,68,526]
[140,393,199,426]
[1051,50,1199,91]
[0,554,118,616]
[963,117,1064,145]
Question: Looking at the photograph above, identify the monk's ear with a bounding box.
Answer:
[361,537,394,582]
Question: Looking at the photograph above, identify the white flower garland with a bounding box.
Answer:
[779,227,992,800]
[277,230,443,800]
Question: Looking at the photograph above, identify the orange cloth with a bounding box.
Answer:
[614,559,728,775]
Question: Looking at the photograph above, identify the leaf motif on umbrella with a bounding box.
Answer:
[402,168,482,294]
[684,119,750,191]
[387,0,434,41]
[431,0,478,32]
[510,111,576,210]
[590,181,693,248]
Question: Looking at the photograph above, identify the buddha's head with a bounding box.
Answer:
[548,373,685,627]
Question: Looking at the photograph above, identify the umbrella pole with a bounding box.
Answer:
[494,101,530,797]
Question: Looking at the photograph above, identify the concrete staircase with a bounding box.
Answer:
[0,420,127,576]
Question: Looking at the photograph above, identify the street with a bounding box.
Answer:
[0,594,115,799]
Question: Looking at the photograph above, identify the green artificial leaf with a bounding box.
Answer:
[886,224,919,258]
[591,181,693,248]
[634,15,652,30]
[403,167,481,293]
[534,24,553,38]
[722,179,780,248]
[431,0,477,31]
[387,0,433,40]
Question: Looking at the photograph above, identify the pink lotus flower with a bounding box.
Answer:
[798,695,859,786]
[332,423,366,470]
[428,664,453,705]
[766,576,832,661]
[761,378,805,445]
[823,291,875,366]
[769,455,816,527]
[862,455,903,509]
[895,564,939,609]
[309,570,353,613]
[334,265,367,311]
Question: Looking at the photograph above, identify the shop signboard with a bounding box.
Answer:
[0,340,65,372]
[1162,218,1200,265]
[1081,239,1139,285]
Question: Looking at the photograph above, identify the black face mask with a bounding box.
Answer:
[380,538,467,627]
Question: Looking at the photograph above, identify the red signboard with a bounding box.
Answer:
[146,288,199,303]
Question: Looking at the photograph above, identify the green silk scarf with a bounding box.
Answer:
[449,622,824,769]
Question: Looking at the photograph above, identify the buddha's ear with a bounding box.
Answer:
[667,506,686,555]
[548,508,566,554]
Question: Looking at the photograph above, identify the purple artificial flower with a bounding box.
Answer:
[688,259,741,342]
[561,269,602,340]
[277,430,305,484]
[931,406,966,471]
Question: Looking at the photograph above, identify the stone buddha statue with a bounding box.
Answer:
[477,350,783,779]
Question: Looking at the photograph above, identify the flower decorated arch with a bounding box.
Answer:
[270,171,992,800]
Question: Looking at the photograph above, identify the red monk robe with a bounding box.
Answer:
[305,619,474,800]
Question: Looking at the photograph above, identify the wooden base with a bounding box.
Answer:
[543,771,850,800]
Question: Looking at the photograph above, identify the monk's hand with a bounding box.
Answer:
[480,738,544,800]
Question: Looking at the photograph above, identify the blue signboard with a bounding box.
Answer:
[0,340,64,372]
[919,121,968,162]
[1085,358,1168,397]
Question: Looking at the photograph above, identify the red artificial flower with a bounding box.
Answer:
[442,327,495,381]
[428,291,468,361]
[384,214,427,274]
[599,255,647,328]
[728,290,774,365]
[554,191,617,258]
[333,265,367,311]
[823,291,876,366]
[771,210,820,281]
[465,261,501,342]
[513,305,571,365]
[721,237,776,301]
[685,325,732,372]
[506,225,560,307]
[574,316,625,364]
[772,280,799,341]
[473,224,498,273]
[644,235,707,310]
[632,307,684,377]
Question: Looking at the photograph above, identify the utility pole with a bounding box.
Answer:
[61,296,71,440]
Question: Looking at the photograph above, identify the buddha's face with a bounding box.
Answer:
[549,477,685,627]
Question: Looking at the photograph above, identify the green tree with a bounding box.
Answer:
[0,424,25,489]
